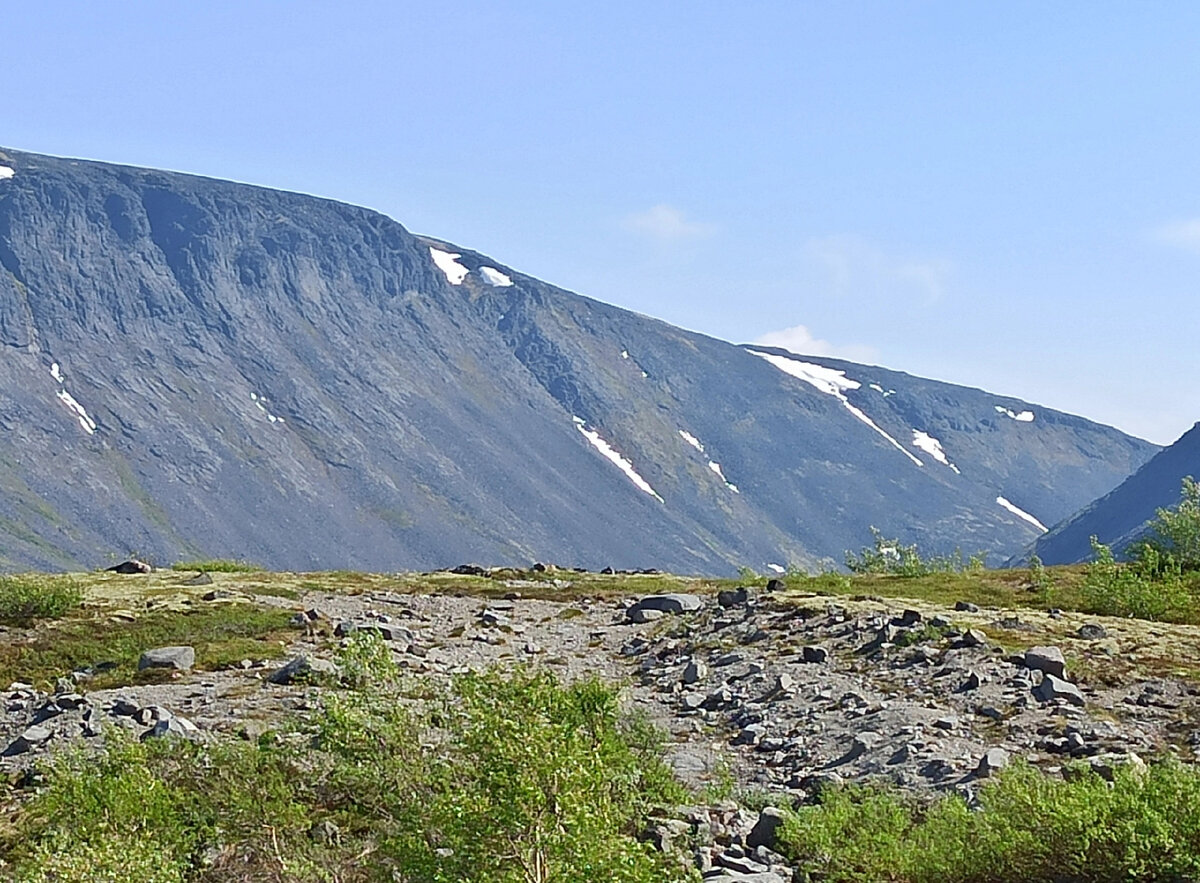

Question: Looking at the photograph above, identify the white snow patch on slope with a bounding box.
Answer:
[429,247,469,285]
[50,363,63,383]
[767,563,786,574]
[708,460,739,493]
[56,390,96,434]
[749,350,923,467]
[996,496,1048,532]
[912,430,960,474]
[750,350,859,395]
[621,350,630,359]
[995,405,1035,422]
[478,266,512,287]
[575,418,663,502]
[0,167,13,181]
[251,393,285,424]
[679,430,704,452]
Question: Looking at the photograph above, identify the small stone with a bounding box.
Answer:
[107,559,152,574]
[682,660,708,684]
[959,629,987,648]
[892,609,922,627]
[958,670,983,692]
[955,600,980,612]
[681,692,706,711]
[746,807,788,851]
[1033,673,1085,707]
[138,646,195,672]
[1077,623,1108,640]
[110,697,140,716]
[628,593,703,616]
[5,725,52,755]
[1025,646,1067,679]
[142,715,199,741]
[934,715,958,730]
[802,646,828,664]
[718,587,751,607]
[976,747,1010,777]
[267,655,336,685]
[627,607,665,624]
[774,672,795,694]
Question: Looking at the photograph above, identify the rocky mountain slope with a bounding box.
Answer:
[0,147,1158,573]
[1022,422,1200,565]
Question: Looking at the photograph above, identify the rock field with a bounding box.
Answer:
[3,571,1200,880]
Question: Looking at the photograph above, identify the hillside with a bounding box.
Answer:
[1023,421,1200,564]
[0,147,1158,573]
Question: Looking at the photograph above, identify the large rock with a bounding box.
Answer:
[627,594,703,619]
[107,559,152,574]
[1033,673,1085,707]
[746,806,788,850]
[267,655,336,685]
[1025,646,1067,679]
[138,646,195,672]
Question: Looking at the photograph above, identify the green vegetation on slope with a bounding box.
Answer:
[2,638,693,883]
[777,760,1200,883]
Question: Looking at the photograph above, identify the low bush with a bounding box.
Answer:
[2,642,693,883]
[845,528,986,577]
[0,575,83,626]
[170,558,262,573]
[778,759,1200,882]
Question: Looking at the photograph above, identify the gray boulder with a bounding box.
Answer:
[1025,646,1067,679]
[746,806,788,850]
[629,594,703,616]
[138,646,195,672]
[1033,673,1085,707]
[268,655,336,685]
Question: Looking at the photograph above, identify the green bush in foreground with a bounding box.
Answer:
[3,641,691,882]
[169,558,262,573]
[0,575,83,626]
[778,760,1200,883]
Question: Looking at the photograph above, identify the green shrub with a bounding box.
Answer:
[169,558,262,573]
[1083,537,1195,622]
[845,528,985,577]
[0,575,83,626]
[777,759,1200,883]
[3,666,692,883]
[1133,476,1200,572]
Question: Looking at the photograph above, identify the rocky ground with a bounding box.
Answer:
[3,569,1200,882]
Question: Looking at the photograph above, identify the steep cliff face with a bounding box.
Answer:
[0,148,1158,573]
[1020,422,1200,565]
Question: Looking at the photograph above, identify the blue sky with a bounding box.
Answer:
[5,2,1199,444]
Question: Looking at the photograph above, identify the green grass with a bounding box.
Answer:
[0,575,83,626]
[169,558,263,573]
[0,603,295,689]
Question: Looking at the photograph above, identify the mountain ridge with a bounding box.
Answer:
[0,147,1158,573]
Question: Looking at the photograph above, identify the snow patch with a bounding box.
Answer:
[56,389,96,435]
[49,363,63,384]
[750,350,924,467]
[429,247,469,285]
[996,496,1048,532]
[766,563,786,574]
[995,406,1035,422]
[708,460,739,492]
[251,393,285,424]
[621,350,630,359]
[478,266,512,287]
[679,430,704,452]
[575,418,663,501]
[749,350,860,395]
[0,167,13,181]
[912,430,960,474]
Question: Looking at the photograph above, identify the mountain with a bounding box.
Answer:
[1019,422,1200,565]
[0,148,1159,573]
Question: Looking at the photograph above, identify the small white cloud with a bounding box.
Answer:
[623,204,715,241]
[1153,219,1200,253]
[751,323,878,363]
